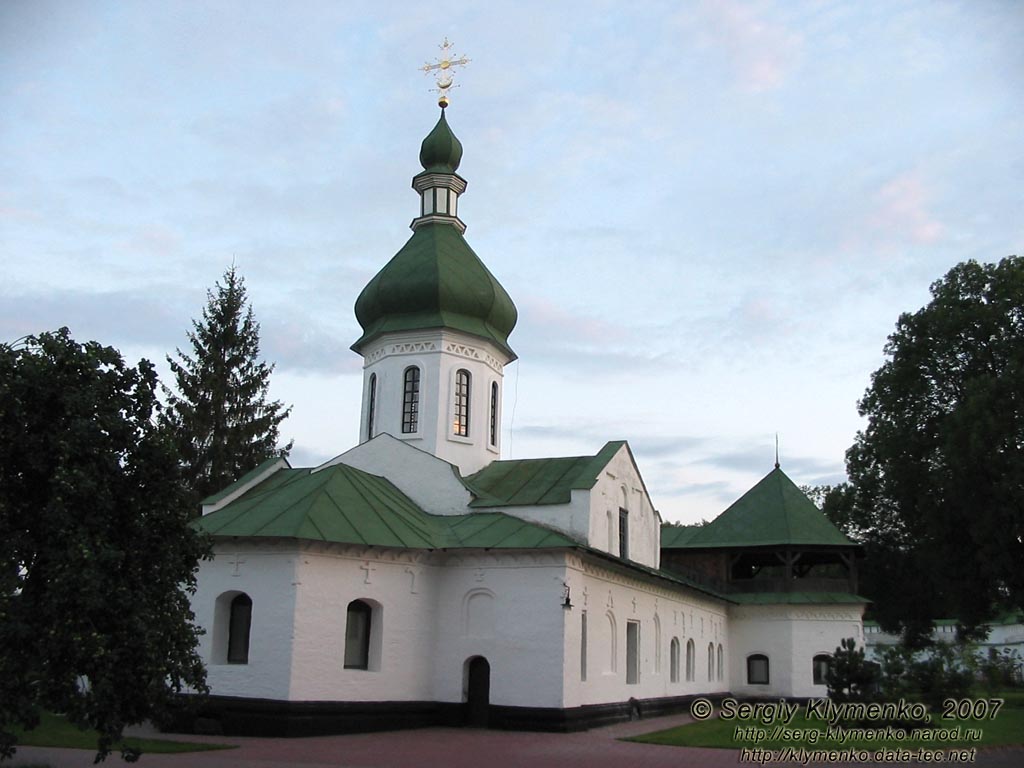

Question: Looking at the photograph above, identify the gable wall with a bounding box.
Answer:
[587,445,660,568]
[329,433,473,515]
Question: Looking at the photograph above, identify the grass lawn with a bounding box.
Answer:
[14,712,235,754]
[627,695,1024,751]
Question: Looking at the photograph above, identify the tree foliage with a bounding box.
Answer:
[843,256,1024,641]
[164,266,291,512]
[0,329,209,762]
[827,637,878,703]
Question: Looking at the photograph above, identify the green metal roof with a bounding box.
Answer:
[193,462,576,550]
[464,441,625,508]
[352,222,518,359]
[730,592,870,605]
[201,456,288,506]
[664,467,855,549]
[660,524,704,548]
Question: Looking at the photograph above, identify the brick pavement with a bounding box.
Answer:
[10,713,1024,768]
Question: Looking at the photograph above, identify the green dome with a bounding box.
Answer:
[419,110,463,173]
[352,222,518,359]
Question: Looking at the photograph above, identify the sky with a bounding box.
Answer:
[2,1,1021,524]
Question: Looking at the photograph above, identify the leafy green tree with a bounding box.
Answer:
[0,329,209,762]
[844,256,1024,640]
[164,266,292,512]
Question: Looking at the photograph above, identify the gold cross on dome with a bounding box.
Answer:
[420,37,470,108]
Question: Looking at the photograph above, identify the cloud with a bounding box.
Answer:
[693,443,844,480]
[697,0,803,92]
[513,423,707,459]
[868,171,945,246]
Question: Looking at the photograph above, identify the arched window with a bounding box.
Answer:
[707,642,715,681]
[670,637,680,683]
[747,654,769,685]
[606,612,617,673]
[717,643,724,681]
[685,638,695,681]
[227,593,252,664]
[344,600,372,670]
[402,367,420,434]
[453,369,470,436]
[813,654,831,686]
[366,373,377,439]
[489,381,498,447]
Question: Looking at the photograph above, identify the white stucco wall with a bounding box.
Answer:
[429,551,569,709]
[561,554,729,708]
[287,544,439,701]
[474,492,593,544]
[193,542,299,700]
[729,603,866,698]
[357,329,511,476]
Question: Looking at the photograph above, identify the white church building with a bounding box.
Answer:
[188,107,867,736]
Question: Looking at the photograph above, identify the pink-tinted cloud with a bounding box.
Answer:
[699,0,803,92]
[868,171,946,245]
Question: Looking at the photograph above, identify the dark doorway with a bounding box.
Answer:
[466,656,490,727]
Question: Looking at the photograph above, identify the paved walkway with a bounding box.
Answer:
[10,714,1024,768]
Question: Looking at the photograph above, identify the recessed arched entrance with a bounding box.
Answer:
[464,656,490,727]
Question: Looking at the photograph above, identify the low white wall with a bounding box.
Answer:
[729,603,865,698]
[562,554,730,708]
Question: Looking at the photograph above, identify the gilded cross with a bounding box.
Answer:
[420,37,470,107]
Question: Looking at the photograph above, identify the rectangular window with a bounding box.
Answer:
[812,655,831,685]
[436,189,448,214]
[580,612,587,682]
[747,655,769,685]
[618,508,629,560]
[626,621,640,684]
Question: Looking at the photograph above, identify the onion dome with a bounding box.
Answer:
[351,112,517,359]
[419,110,463,173]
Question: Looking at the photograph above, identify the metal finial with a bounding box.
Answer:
[775,433,780,469]
[420,37,470,108]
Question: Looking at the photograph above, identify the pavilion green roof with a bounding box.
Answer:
[663,467,855,549]
[464,441,625,508]
[194,462,576,550]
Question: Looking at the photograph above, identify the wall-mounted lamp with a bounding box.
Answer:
[562,582,573,610]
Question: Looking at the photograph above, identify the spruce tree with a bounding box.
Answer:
[164,266,292,512]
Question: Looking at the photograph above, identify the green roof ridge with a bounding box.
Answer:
[201,456,288,505]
